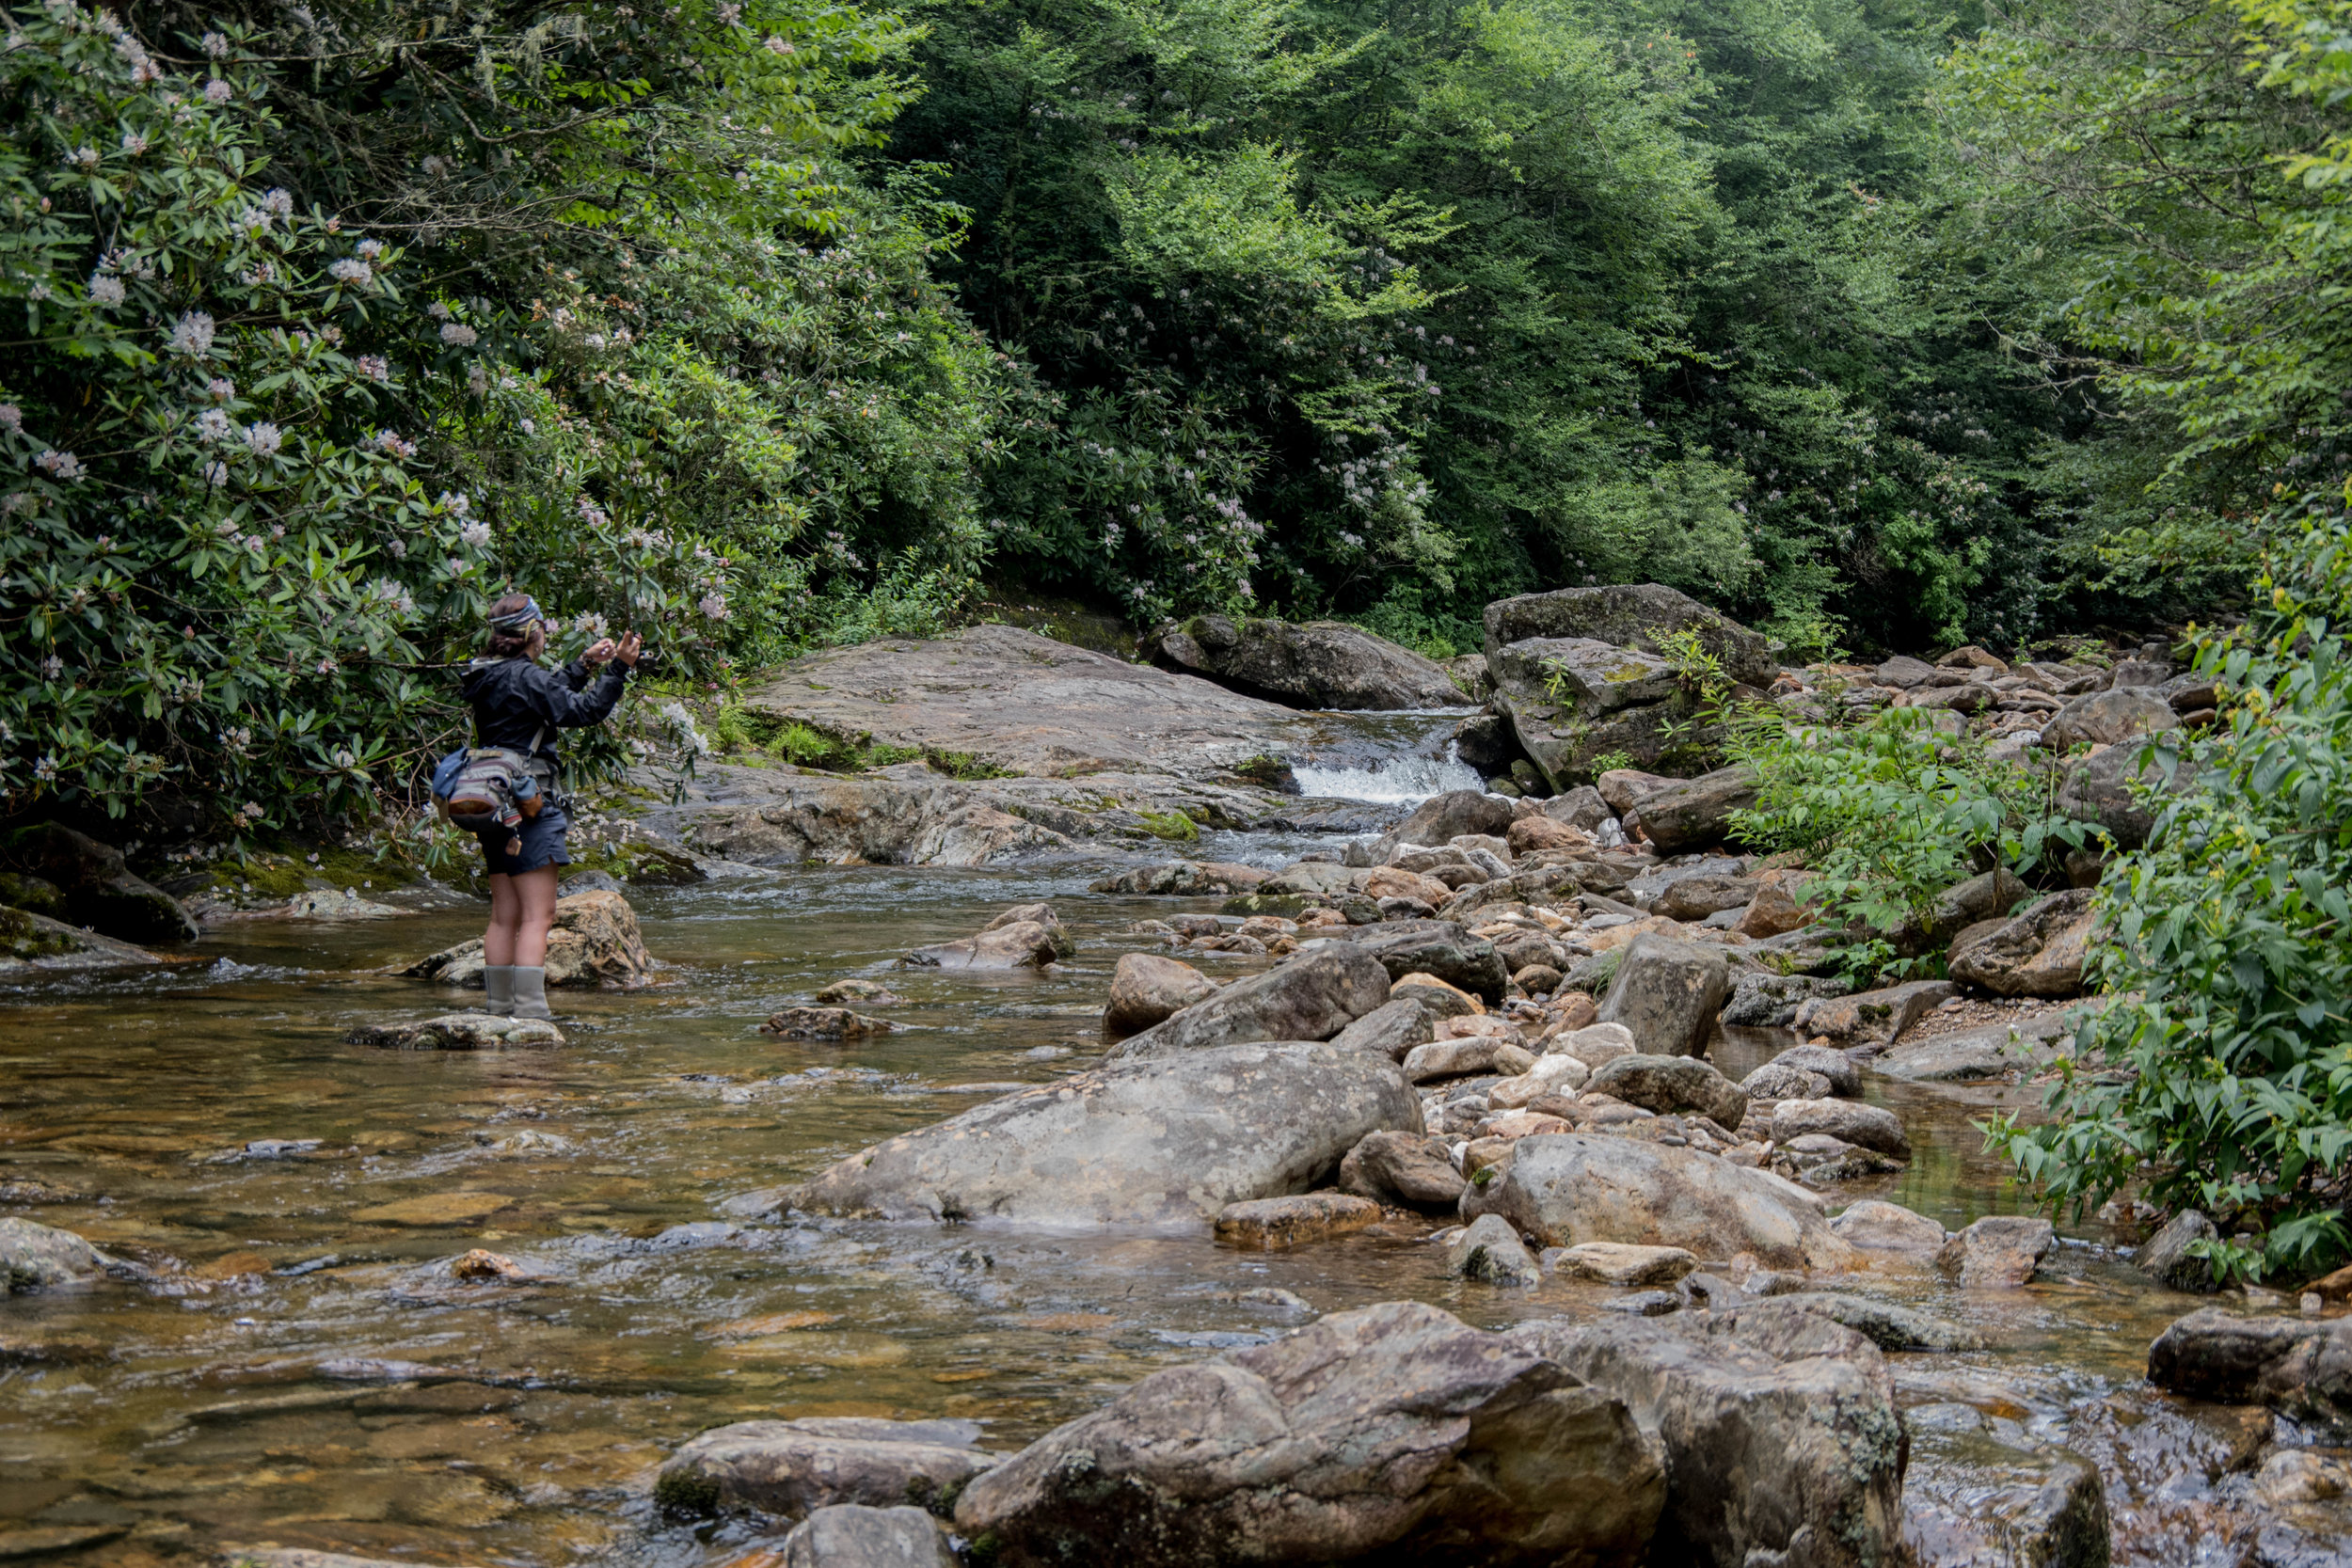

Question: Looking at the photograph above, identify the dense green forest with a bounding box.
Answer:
[4,0,2352,826]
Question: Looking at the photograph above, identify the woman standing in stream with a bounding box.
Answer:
[459,592,640,1019]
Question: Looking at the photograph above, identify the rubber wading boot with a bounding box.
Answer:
[512,965,554,1021]
[483,964,516,1017]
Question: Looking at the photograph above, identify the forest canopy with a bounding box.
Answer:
[5,0,2351,828]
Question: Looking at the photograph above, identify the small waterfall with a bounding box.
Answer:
[1292,739,1487,803]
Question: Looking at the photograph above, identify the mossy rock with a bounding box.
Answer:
[0,871,64,918]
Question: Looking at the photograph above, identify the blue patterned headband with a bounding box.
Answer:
[488,595,545,631]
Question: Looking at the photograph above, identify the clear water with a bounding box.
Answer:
[0,866,2341,1564]
[1292,739,1487,804]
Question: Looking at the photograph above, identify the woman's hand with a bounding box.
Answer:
[581,639,617,667]
[613,632,643,669]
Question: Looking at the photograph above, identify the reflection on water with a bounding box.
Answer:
[0,866,2330,1564]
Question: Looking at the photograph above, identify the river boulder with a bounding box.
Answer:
[1327,996,1437,1058]
[348,1012,566,1050]
[1,1217,116,1292]
[1143,614,1468,710]
[787,1041,1421,1227]
[1635,768,1759,854]
[1,821,196,942]
[1934,1215,2053,1287]
[2134,1209,2221,1292]
[953,1299,1665,1567]
[1464,1134,1851,1272]
[1769,1100,1911,1160]
[1510,1308,1905,1568]
[1595,933,1729,1056]
[1483,583,1776,688]
[656,1417,998,1518]
[1333,921,1511,1004]
[772,1505,958,1568]
[0,906,163,978]
[2146,1309,2352,1436]
[1103,952,1221,1038]
[1089,860,1272,895]
[1584,1053,1748,1128]
[1486,638,1718,784]
[907,902,1073,970]
[1948,889,2097,997]
[1107,944,1391,1060]
[402,888,652,989]
[1387,789,1515,848]
[2041,687,2180,751]
[1338,1131,1465,1210]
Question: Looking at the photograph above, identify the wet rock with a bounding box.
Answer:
[1554,1243,1698,1287]
[1734,873,1816,939]
[762,1006,894,1041]
[1771,1099,1910,1160]
[1871,1013,2073,1082]
[2250,1448,2352,1506]
[1596,933,1730,1056]
[1637,768,1760,855]
[347,1012,565,1050]
[2056,737,2193,851]
[1724,1292,1982,1353]
[2146,1309,2352,1434]
[954,1299,1665,1567]
[685,775,1077,867]
[0,906,163,977]
[1586,1053,1748,1127]
[1103,952,1220,1039]
[1338,920,1511,1003]
[1792,979,1954,1045]
[908,903,1072,970]
[1655,873,1760,922]
[1720,974,1848,1029]
[1485,582,1776,686]
[1326,996,1438,1059]
[1740,1044,1859,1102]
[1,820,196,942]
[1401,1035,1535,1085]
[1465,1134,1851,1272]
[1507,814,1590,855]
[790,1041,1421,1227]
[1089,860,1273,895]
[1108,944,1392,1060]
[1830,1199,1946,1256]
[1512,1307,1905,1568]
[1386,789,1516,849]
[2041,687,2180,751]
[403,889,652,989]
[1947,890,2097,998]
[814,978,908,1006]
[1144,614,1467,710]
[1549,1021,1639,1069]
[1214,1193,1382,1249]
[772,1503,959,1567]
[0,1216,115,1292]
[1934,1215,2054,1287]
[1338,1131,1465,1210]
[1448,1212,1542,1285]
[657,1416,998,1518]
[1391,972,1485,1020]
[2133,1209,2221,1292]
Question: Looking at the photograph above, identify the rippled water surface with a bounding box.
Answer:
[0,860,2340,1564]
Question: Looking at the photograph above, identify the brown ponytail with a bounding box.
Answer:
[484,592,539,659]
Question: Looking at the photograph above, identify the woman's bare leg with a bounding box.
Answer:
[484,872,520,965]
[513,863,562,968]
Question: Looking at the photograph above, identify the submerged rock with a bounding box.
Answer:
[1143,614,1467,710]
[813,978,908,1006]
[1214,1193,1382,1249]
[346,1012,565,1050]
[2146,1309,2352,1435]
[953,1300,1665,1567]
[773,1504,959,1568]
[0,1217,115,1292]
[1108,944,1391,1060]
[656,1416,997,1518]
[761,1006,894,1040]
[787,1041,1422,1227]
[1103,952,1221,1038]
[403,889,652,990]
[906,902,1072,970]
[1464,1134,1851,1272]
[1934,1215,2054,1287]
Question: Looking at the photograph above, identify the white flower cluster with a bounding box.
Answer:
[467,362,488,395]
[86,272,124,307]
[198,407,236,442]
[355,356,389,383]
[203,460,230,487]
[573,610,609,639]
[366,578,417,616]
[204,79,231,103]
[699,592,730,621]
[439,323,478,346]
[35,450,84,481]
[65,145,98,170]
[458,519,493,547]
[328,259,373,286]
[660,701,712,756]
[245,421,282,457]
[0,404,20,432]
[356,238,385,261]
[206,376,235,402]
[371,429,418,459]
[168,310,215,356]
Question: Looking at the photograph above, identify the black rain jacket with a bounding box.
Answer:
[458,655,629,771]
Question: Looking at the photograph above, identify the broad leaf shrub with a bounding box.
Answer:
[1989,491,2352,1282]
[1727,705,2088,980]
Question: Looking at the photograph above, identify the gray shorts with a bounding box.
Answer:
[476,806,571,876]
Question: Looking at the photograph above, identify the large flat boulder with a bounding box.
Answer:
[1463,1134,1852,1272]
[954,1300,1665,1566]
[1328,921,1510,1004]
[0,907,163,978]
[2,821,195,942]
[787,1042,1422,1227]
[1947,890,2097,997]
[740,623,1314,784]
[2147,1309,2352,1437]
[1107,945,1392,1060]
[2054,737,2192,850]
[656,1417,997,1518]
[1,1217,116,1292]
[1487,639,1722,785]
[1635,767,1758,854]
[1510,1310,1906,1568]
[1483,583,1775,688]
[1596,933,1729,1056]
[1144,615,1468,710]
[402,889,651,990]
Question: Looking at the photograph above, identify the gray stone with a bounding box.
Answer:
[954,1300,1665,1567]
[1872,655,1940,689]
[1791,979,1955,1045]
[1549,1021,1640,1069]
[761,1006,894,1040]
[1770,1099,1911,1160]
[2134,1209,2222,1292]
[776,1504,958,1568]
[1401,1035,1535,1085]
[1215,1193,1382,1249]
[1338,1131,1465,1210]
[1104,952,1220,1038]
[1326,996,1438,1059]
[1829,1199,1945,1256]
[1636,768,1760,854]
[1539,785,1612,832]
[2041,688,2181,752]
[1724,1292,1982,1352]
[1,821,196,942]
[1386,789,1517,849]
[787,1042,1422,1227]
[1744,1046,1859,1100]
[1871,1012,2074,1082]
[1143,614,1468,710]
[1336,920,1511,1004]
[1484,582,1775,687]
[1586,1053,1748,1127]
[1891,869,2026,958]
[1488,637,1723,786]
[656,1417,996,1518]
[1654,873,1760,922]
[1510,1307,1905,1568]
[1463,1134,1852,1273]
[909,903,1073,970]
[1108,944,1391,1060]
[0,907,163,977]
[1089,861,1273,896]
[1934,1215,2054,1287]
[1948,890,2098,998]
[2146,1309,2352,1436]
[1596,933,1730,1056]
[1552,1243,1698,1287]
[2055,736,2193,851]
[1720,974,1850,1029]
[1448,1212,1543,1286]
[0,1217,115,1292]
[346,1012,565,1050]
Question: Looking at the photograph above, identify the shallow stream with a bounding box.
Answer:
[2,853,2344,1565]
